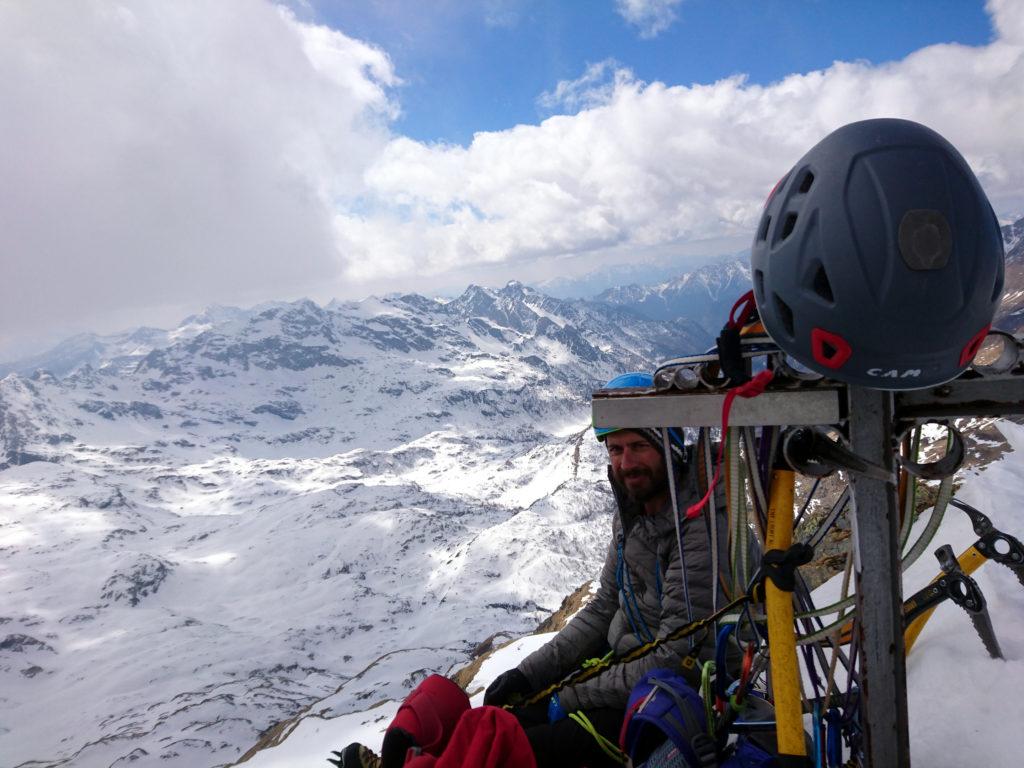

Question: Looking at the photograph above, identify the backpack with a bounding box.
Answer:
[619,668,716,768]
[719,737,775,768]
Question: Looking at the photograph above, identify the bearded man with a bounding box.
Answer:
[483,373,728,768]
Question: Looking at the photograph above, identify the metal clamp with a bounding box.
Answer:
[782,427,893,483]
[894,421,965,480]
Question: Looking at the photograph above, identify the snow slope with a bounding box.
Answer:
[244,421,1024,768]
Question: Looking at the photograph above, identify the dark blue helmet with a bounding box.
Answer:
[751,118,1004,389]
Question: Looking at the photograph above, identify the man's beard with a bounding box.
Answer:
[615,464,669,504]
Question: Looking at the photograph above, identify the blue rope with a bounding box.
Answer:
[616,537,656,643]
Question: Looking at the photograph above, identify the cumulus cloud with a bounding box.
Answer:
[0,1,396,357]
[339,1,1024,286]
[3,0,1024,358]
[615,0,683,39]
[538,59,634,113]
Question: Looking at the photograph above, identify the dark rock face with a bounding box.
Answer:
[101,556,173,607]
[996,216,1024,333]
[1,451,55,468]
[78,400,163,420]
[187,335,358,372]
[1,634,57,653]
[253,401,305,420]
[1002,217,1024,260]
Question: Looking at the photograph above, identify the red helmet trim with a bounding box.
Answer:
[959,325,991,367]
[811,328,853,370]
[764,175,786,208]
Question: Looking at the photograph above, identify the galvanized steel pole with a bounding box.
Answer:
[846,386,911,767]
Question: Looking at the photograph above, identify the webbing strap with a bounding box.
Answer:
[685,370,774,520]
[750,544,815,600]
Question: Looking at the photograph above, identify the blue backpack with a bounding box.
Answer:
[620,669,716,768]
[719,737,775,768]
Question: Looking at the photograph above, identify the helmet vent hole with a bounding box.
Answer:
[754,269,765,302]
[781,213,798,241]
[757,215,771,243]
[773,293,795,338]
[812,264,834,303]
[798,172,815,194]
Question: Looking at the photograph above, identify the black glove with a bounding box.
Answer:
[483,668,532,707]
[328,744,377,767]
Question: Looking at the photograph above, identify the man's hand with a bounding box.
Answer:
[483,669,532,706]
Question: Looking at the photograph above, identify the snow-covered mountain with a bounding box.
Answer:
[535,251,747,301]
[0,283,710,767]
[1003,215,1024,257]
[595,258,752,335]
[998,215,1024,332]
[0,307,253,381]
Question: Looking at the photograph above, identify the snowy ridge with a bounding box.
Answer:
[0,284,709,767]
[0,327,173,380]
[1002,215,1024,260]
[997,216,1024,332]
[595,258,752,333]
[534,252,747,301]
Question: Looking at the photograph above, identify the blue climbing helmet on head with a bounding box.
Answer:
[593,372,654,442]
[593,372,687,464]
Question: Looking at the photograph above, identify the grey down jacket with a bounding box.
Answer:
[517,458,729,711]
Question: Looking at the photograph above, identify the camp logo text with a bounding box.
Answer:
[866,368,922,379]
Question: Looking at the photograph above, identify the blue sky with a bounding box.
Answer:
[1,0,1022,358]
[307,1,994,145]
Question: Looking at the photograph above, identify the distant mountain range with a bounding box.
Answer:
[535,250,747,301]
[594,257,752,335]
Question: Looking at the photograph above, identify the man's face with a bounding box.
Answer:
[606,430,668,504]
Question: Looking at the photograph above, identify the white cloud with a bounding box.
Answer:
[538,59,634,113]
[339,2,1024,288]
[0,1,397,357]
[989,0,1024,43]
[3,1,1024,359]
[615,0,683,39]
